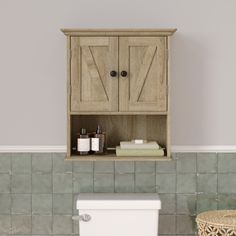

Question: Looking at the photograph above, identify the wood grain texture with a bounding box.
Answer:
[66,154,171,161]
[61,28,177,36]
[70,37,118,112]
[166,37,171,158]
[119,37,167,112]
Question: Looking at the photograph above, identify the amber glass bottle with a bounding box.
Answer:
[77,128,90,155]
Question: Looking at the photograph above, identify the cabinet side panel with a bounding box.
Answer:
[167,36,171,158]
[67,36,71,157]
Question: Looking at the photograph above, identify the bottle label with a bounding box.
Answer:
[77,138,90,152]
[91,138,99,151]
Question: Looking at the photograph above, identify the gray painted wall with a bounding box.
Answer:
[1,0,236,145]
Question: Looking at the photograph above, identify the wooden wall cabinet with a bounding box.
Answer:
[62,29,176,160]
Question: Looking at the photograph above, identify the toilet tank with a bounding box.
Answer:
[76,193,161,236]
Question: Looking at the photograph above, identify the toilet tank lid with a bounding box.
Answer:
[76,193,161,210]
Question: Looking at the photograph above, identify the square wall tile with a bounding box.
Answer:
[115,161,134,173]
[159,193,176,214]
[11,215,31,234]
[11,194,31,214]
[197,194,218,213]
[177,173,196,193]
[176,215,197,235]
[53,153,72,173]
[115,174,134,192]
[32,173,52,193]
[218,194,236,210]
[0,215,11,234]
[12,174,31,193]
[73,173,93,193]
[156,174,176,193]
[53,174,73,193]
[0,194,11,214]
[156,160,176,173]
[94,161,114,173]
[218,173,236,193]
[53,215,73,234]
[32,153,52,173]
[176,153,197,173]
[32,194,52,215]
[135,161,155,173]
[159,214,175,234]
[32,215,52,234]
[197,153,217,173]
[94,173,114,193]
[53,193,72,214]
[197,174,217,193]
[135,173,155,193]
[0,174,10,193]
[73,161,93,173]
[218,153,236,173]
[0,153,11,173]
[73,218,80,234]
[177,194,196,214]
[12,153,31,174]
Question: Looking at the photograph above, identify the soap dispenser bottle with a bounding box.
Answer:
[77,128,90,155]
[91,125,105,154]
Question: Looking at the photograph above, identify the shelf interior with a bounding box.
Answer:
[70,114,167,157]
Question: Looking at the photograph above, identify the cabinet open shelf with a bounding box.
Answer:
[68,114,170,160]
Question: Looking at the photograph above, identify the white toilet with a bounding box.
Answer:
[76,193,161,236]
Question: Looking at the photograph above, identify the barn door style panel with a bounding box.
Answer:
[70,37,118,112]
[119,37,167,112]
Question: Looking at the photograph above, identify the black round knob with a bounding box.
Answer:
[121,71,128,77]
[110,71,117,77]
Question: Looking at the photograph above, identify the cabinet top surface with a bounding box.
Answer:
[61,28,177,36]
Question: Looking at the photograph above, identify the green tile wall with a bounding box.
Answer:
[0,152,236,236]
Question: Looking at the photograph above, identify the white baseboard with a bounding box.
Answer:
[171,145,236,153]
[0,145,236,153]
[0,146,67,153]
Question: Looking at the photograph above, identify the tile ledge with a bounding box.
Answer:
[172,145,236,153]
[0,145,236,153]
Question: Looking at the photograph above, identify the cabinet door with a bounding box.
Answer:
[119,37,167,112]
[70,37,118,112]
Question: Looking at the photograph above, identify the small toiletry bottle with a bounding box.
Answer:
[91,125,105,154]
[77,128,90,155]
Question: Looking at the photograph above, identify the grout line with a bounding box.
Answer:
[174,153,178,235]
[113,161,116,193]
[155,161,157,193]
[92,161,95,193]
[51,153,54,234]
[216,153,219,210]
[196,153,198,215]
[30,153,33,235]
[10,153,13,235]
[134,161,137,193]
